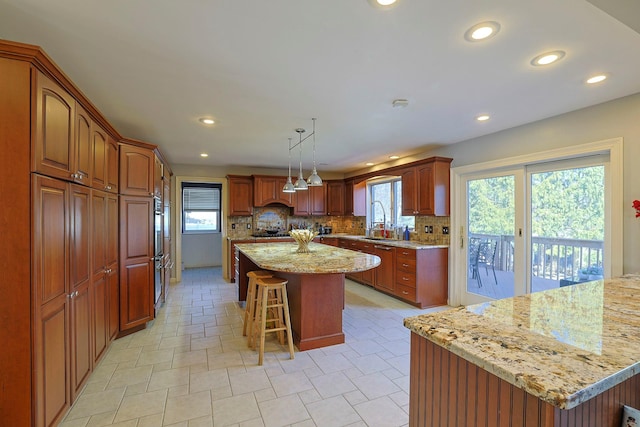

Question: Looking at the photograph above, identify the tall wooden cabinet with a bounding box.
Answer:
[326,180,345,215]
[401,157,452,216]
[0,41,171,426]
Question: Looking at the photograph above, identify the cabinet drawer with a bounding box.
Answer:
[396,248,416,260]
[396,284,416,301]
[396,271,416,288]
[397,256,416,272]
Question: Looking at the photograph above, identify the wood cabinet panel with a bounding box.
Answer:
[253,175,293,207]
[401,158,452,216]
[120,144,154,197]
[75,105,92,185]
[91,123,107,190]
[91,190,110,363]
[106,138,118,193]
[227,175,253,216]
[119,195,154,330]
[107,268,119,341]
[154,154,162,199]
[70,184,92,401]
[374,244,396,293]
[345,180,366,216]
[326,180,345,215]
[34,72,76,181]
[294,183,326,215]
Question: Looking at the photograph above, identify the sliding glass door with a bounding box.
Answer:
[458,155,609,305]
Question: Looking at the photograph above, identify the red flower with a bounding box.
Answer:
[633,200,640,218]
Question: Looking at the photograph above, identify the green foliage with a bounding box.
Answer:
[468,166,604,241]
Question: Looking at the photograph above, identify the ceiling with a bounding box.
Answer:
[1,0,639,174]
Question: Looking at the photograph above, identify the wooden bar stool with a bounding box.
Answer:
[252,276,295,365]
[243,270,273,340]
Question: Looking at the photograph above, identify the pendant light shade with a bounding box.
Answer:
[306,118,322,186]
[281,118,322,193]
[293,130,308,191]
[283,138,296,193]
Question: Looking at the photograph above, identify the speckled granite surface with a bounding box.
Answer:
[235,242,381,273]
[404,274,640,410]
[229,234,448,249]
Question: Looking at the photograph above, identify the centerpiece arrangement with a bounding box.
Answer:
[289,229,318,253]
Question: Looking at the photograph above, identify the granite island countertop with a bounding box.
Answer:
[404,274,640,410]
[229,234,448,250]
[235,242,381,274]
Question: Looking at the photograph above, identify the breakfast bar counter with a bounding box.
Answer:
[236,242,380,350]
[403,274,640,426]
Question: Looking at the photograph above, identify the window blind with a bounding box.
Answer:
[183,187,220,210]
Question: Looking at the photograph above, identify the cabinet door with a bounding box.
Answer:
[74,105,93,185]
[401,167,418,216]
[276,176,293,206]
[374,245,396,293]
[34,72,76,181]
[91,124,108,190]
[119,195,154,330]
[107,193,120,340]
[293,187,310,215]
[416,163,434,215]
[309,184,326,215]
[32,175,71,427]
[106,138,119,193]
[70,184,92,401]
[120,145,154,197]
[92,190,109,363]
[228,176,253,216]
[326,180,345,215]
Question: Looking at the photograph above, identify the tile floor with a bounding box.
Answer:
[60,267,450,427]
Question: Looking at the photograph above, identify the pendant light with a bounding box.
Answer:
[306,118,322,186]
[282,137,295,193]
[293,128,308,191]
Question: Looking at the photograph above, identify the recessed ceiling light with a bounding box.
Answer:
[476,114,490,122]
[367,0,398,9]
[586,74,608,84]
[365,162,375,166]
[200,153,209,158]
[389,155,400,160]
[392,99,409,108]
[531,50,566,66]
[464,21,501,42]
[199,118,215,125]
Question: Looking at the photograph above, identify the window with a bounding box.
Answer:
[182,182,221,232]
[368,177,415,230]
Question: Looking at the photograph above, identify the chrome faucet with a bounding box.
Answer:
[371,200,386,237]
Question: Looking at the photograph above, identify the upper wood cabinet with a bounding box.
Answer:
[326,180,345,216]
[253,175,293,207]
[119,144,154,197]
[294,184,326,216]
[227,175,253,216]
[34,72,76,181]
[345,180,366,216]
[153,154,163,199]
[91,123,108,190]
[75,105,93,185]
[106,138,118,193]
[401,157,452,216]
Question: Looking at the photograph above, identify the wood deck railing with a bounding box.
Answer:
[469,233,604,281]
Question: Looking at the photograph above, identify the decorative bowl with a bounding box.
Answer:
[289,229,318,253]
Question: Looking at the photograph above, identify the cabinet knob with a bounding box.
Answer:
[402,277,409,281]
[402,263,409,268]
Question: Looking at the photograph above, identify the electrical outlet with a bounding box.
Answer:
[247,223,251,229]
[428,225,433,234]
[443,226,449,235]
[231,223,236,229]
[424,225,428,233]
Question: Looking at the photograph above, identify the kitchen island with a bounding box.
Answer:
[236,242,380,350]
[403,274,640,426]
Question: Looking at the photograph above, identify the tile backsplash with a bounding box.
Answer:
[226,206,449,246]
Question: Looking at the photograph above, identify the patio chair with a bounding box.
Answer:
[469,237,483,287]
[477,240,498,285]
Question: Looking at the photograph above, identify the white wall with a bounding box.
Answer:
[182,233,222,268]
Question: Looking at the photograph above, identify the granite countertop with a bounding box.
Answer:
[235,242,381,274]
[403,274,640,410]
[229,234,448,250]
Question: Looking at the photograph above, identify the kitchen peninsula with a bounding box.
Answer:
[236,242,380,350]
[404,275,640,426]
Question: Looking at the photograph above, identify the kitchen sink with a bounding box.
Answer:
[363,237,392,241]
